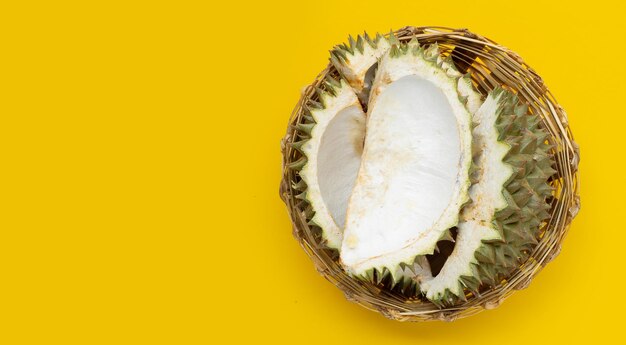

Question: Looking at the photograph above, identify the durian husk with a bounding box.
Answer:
[279,26,580,322]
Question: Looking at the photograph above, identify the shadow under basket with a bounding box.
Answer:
[279,26,580,322]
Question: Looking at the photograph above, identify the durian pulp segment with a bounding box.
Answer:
[299,80,366,249]
[340,42,474,281]
[421,90,512,300]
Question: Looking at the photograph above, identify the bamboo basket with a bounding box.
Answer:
[279,26,580,321]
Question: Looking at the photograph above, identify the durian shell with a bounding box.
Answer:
[425,89,556,308]
[280,26,580,322]
[341,38,477,286]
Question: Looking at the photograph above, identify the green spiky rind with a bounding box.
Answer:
[358,256,430,295]
[473,90,554,287]
[429,288,465,308]
[386,30,400,46]
[426,265,487,308]
[423,88,555,308]
[331,32,384,57]
[287,79,339,170]
[429,90,554,307]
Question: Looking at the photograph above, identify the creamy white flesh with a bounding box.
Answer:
[341,47,473,278]
[318,106,365,236]
[300,81,365,249]
[421,91,512,299]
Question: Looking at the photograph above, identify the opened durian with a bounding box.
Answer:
[287,32,555,306]
[291,78,365,249]
[341,41,474,284]
[420,88,553,307]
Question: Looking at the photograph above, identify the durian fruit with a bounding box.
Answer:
[289,78,366,249]
[328,37,478,291]
[330,33,391,105]
[420,88,554,306]
[286,32,556,307]
[340,40,475,284]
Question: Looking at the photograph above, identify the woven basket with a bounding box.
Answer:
[279,26,580,321]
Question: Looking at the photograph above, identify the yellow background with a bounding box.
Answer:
[0,0,622,343]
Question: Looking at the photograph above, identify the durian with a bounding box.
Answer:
[286,32,555,306]
[294,79,365,249]
[420,88,553,306]
[340,40,474,282]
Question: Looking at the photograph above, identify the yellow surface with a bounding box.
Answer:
[0,0,621,343]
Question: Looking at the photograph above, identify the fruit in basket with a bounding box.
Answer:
[286,33,555,306]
